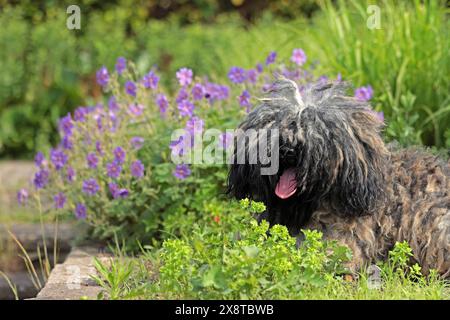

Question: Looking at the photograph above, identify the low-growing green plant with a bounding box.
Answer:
[92,200,449,300]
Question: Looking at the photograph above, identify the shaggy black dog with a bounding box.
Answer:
[227,78,450,276]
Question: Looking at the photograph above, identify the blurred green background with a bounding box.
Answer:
[0,0,449,158]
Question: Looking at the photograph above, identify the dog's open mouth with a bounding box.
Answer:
[275,168,297,199]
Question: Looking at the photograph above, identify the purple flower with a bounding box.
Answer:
[219,132,233,149]
[128,103,144,117]
[173,164,191,180]
[96,141,104,156]
[228,67,246,84]
[116,188,129,198]
[336,73,342,82]
[185,116,204,135]
[75,203,87,220]
[34,152,46,168]
[74,107,88,122]
[169,135,187,157]
[67,166,75,183]
[108,96,119,112]
[247,69,258,83]
[108,183,129,199]
[355,85,374,101]
[176,88,189,103]
[156,94,169,115]
[86,152,98,169]
[106,162,122,178]
[17,188,28,206]
[54,192,66,209]
[130,160,145,179]
[176,68,193,86]
[256,63,263,73]
[130,137,144,150]
[142,71,159,89]
[239,90,251,110]
[82,178,100,196]
[34,170,49,189]
[59,113,73,136]
[96,66,109,87]
[113,146,126,164]
[50,149,68,170]
[178,100,195,117]
[204,83,229,101]
[191,83,205,100]
[318,75,328,84]
[61,135,73,150]
[291,48,307,66]
[125,81,137,97]
[265,51,277,65]
[115,57,127,75]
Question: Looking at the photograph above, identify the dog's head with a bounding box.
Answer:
[228,79,387,227]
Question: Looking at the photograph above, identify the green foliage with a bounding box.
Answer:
[300,0,450,148]
[92,200,449,300]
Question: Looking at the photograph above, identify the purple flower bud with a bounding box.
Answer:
[34,152,46,168]
[156,94,169,115]
[50,149,68,170]
[74,106,88,122]
[239,90,251,112]
[75,203,87,219]
[247,69,258,84]
[125,81,137,97]
[108,96,119,112]
[113,146,126,164]
[256,63,263,73]
[86,152,98,169]
[96,141,104,156]
[34,170,49,189]
[54,192,66,209]
[67,166,76,183]
[96,66,109,87]
[17,188,28,206]
[61,135,73,150]
[59,113,73,136]
[265,51,277,65]
[115,57,127,75]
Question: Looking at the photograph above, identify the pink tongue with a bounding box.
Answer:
[275,168,297,199]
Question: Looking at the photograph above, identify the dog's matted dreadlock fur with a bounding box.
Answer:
[227,78,450,276]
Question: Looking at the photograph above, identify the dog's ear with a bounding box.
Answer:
[329,109,388,216]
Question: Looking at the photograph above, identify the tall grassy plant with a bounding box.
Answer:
[298,0,449,147]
